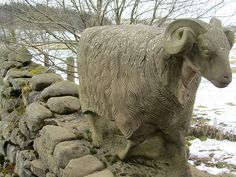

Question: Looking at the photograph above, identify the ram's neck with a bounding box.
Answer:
[159,55,197,104]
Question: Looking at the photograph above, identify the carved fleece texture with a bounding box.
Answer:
[78,25,200,140]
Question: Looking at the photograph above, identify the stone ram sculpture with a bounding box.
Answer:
[77,18,234,176]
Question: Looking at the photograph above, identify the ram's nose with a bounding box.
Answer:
[217,73,232,88]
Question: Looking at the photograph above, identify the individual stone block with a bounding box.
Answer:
[46,172,57,177]
[31,73,62,91]
[10,78,31,90]
[85,169,114,177]
[62,155,104,177]
[15,150,37,176]
[7,144,20,163]
[0,60,23,71]
[10,128,21,145]
[31,159,48,177]
[53,140,90,168]
[0,136,7,155]
[18,117,36,139]
[26,102,53,131]
[40,80,79,100]
[1,119,15,141]
[27,91,42,105]
[34,137,59,175]
[40,125,77,154]
[8,46,32,64]
[47,96,80,114]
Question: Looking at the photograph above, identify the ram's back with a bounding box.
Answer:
[78,25,164,120]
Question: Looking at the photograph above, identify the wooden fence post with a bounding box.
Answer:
[44,53,49,67]
[66,57,75,82]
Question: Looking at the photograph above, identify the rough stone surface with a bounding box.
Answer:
[15,150,37,176]
[46,172,57,177]
[62,155,104,177]
[10,78,31,90]
[26,102,53,131]
[7,144,20,163]
[0,136,7,155]
[18,116,36,139]
[40,80,79,100]
[34,137,59,175]
[27,91,42,105]
[47,96,80,114]
[31,73,62,91]
[40,125,77,154]
[53,140,90,168]
[85,169,114,177]
[8,46,32,64]
[31,159,48,177]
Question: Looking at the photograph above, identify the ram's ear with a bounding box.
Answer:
[210,17,222,27]
[163,19,206,55]
[223,28,235,49]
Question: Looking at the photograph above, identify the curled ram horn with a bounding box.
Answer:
[163,19,207,55]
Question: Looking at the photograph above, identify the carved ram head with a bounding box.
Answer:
[163,17,234,88]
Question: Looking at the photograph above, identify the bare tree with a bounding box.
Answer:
[0,0,232,80]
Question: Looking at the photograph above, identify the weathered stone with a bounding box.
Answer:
[62,155,104,177]
[46,172,56,177]
[2,119,15,141]
[2,87,21,97]
[26,102,53,132]
[0,44,12,61]
[85,169,114,177]
[1,97,21,113]
[10,78,31,90]
[7,144,20,163]
[0,136,7,155]
[27,91,42,105]
[15,150,37,177]
[40,125,77,154]
[53,140,90,168]
[8,46,32,64]
[31,159,48,177]
[47,96,80,114]
[34,137,59,175]
[10,128,21,145]
[16,131,32,149]
[0,60,22,72]
[18,117,36,139]
[31,73,62,91]
[40,80,79,100]
[5,67,33,79]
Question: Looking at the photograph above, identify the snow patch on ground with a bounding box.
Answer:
[189,138,236,175]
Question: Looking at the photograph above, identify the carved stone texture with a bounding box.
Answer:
[47,96,80,114]
[31,73,62,91]
[78,17,234,177]
[40,80,79,100]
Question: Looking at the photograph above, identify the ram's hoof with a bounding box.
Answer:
[117,149,129,160]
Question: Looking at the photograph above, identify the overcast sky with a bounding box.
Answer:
[0,0,235,26]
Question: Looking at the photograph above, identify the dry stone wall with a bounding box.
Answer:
[0,45,114,177]
[0,45,227,177]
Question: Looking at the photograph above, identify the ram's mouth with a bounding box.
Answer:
[211,80,231,88]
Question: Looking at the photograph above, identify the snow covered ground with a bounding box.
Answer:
[189,44,236,175]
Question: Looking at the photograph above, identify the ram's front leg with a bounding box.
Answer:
[167,132,192,177]
[85,113,104,147]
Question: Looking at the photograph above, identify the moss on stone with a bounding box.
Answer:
[15,103,26,116]
[29,65,49,75]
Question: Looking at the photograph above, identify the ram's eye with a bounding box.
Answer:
[203,49,209,56]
